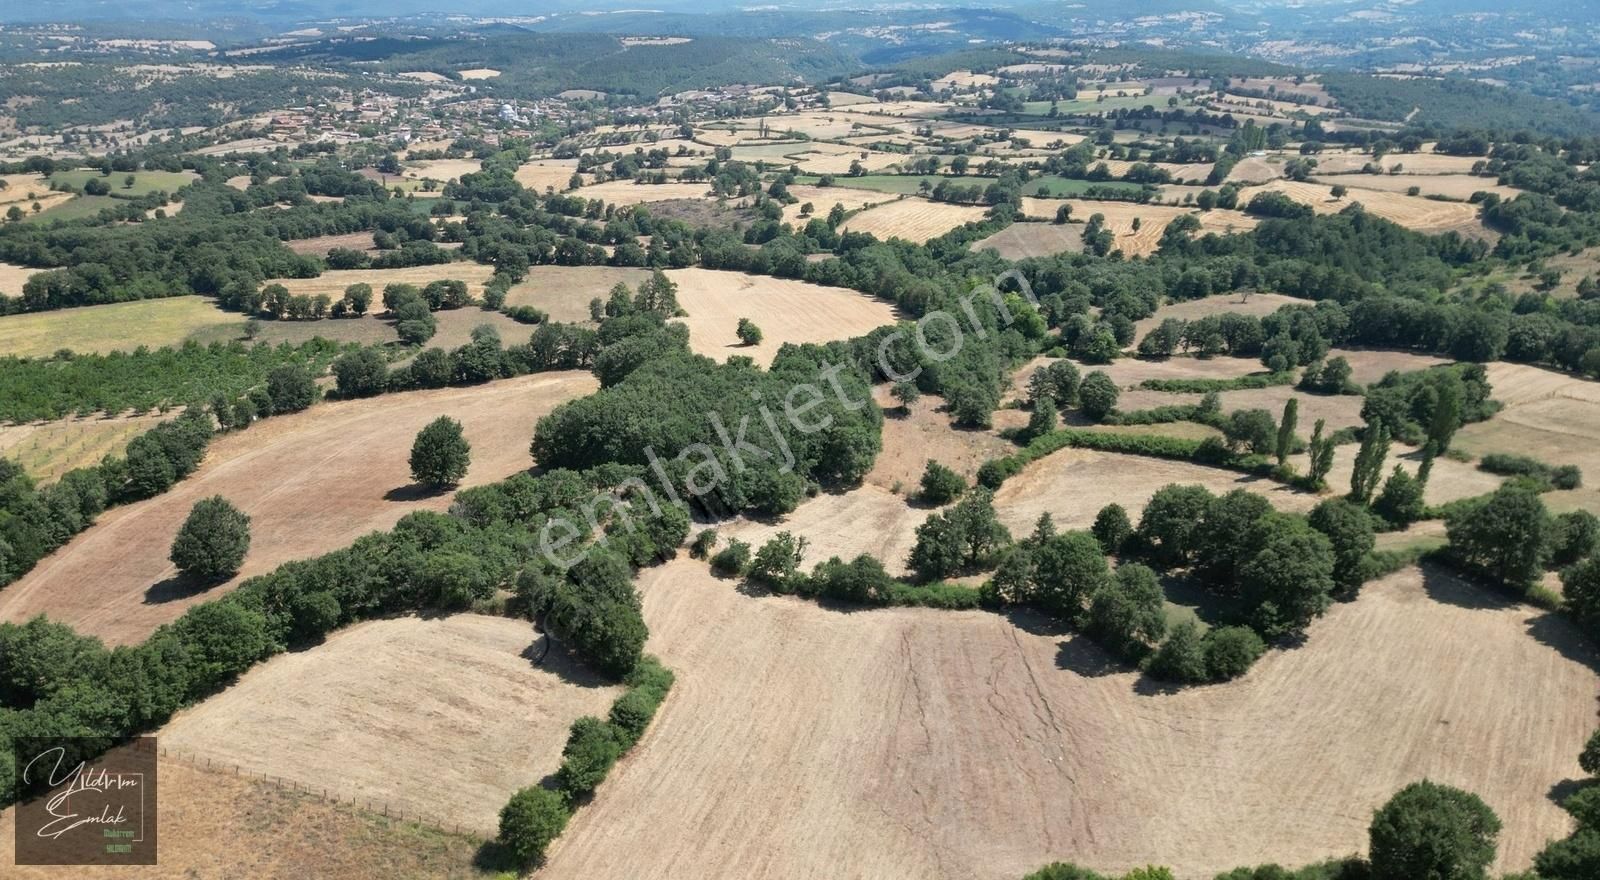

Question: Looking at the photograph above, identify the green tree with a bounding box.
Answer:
[1582,728,1600,776]
[169,496,251,581]
[1427,374,1464,453]
[891,380,921,412]
[1368,781,1501,880]
[1534,830,1600,880]
[1445,484,1552,590]
[1307,418,1336,489]
[497,786,569,867]
[556,716,627,796]
[1078,371,1118,422]
[748,531,806,589]
[331,349,387,398]
[1239,515,1335,639]
[1275,398,1298,467]
[1092,503,1132,554]
[1203,625,1266,680]
[265,363,316,414]
[1308,498,1376,596]
[409,416,471,489]
[1349,424,1391,504]
[1138,484,1216,566]
[1147,620,1207,683]
[1022,394,1058,443]
[1086,563,1167,661]
[1374,466,1426,527]
[1028,530,1109,620]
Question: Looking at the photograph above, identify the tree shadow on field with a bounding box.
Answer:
[143,572,227,605]
[1548,777,1595,808]
[1526,611,1600,674]
[1131,675,1186,697]
[1418,562,1517,611]
[472,839,524,874]
[1053,634,1124,679]
[384,483,449,502]
[518,637,615,689]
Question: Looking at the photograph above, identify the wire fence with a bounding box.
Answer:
[157,746,487,838]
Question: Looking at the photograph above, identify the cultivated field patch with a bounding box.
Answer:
[1016,199,1258,256]
[1131,292,1312,343]
[513,158,579,192]
[574,180,714,206]
[867,386,1015,493]
[0,295,238,358]
[504,265,655,322]
[542,560,1595,878]
[970,222,1085,260]
[720,485,931,578]
[0,373,597,645]
[0,412,172,482]
[1253,179,1491,239]
[665,267,900,366]
[838,197,989,244]
[262,263,498,301]
[159,614,620,835]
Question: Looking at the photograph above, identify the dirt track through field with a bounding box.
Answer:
[0,373,596,645]
[543,560,1596,879]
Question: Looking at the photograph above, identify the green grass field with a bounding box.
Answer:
[48,169,197,197]
[1023,176,1150,198]
[23,195,119,223]
[0,296,237,358]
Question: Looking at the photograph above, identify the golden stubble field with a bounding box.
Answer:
[155,614,621,836]
[0,373,597,646]
[540,558,1597,878]
[838,197,990,244]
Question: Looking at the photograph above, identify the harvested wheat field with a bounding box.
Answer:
[0,411,171,482]
[504,265,654,322]
[283,231,377,256]
[665,267,900,366]
[157,614,619,835]
[0,260,38,295]
[1324,347,1453,385]
[513,158,579,192]
[1112,383,1368,433]
[0,295,237,358]
[403,158,481,182]
[1017,200,1258,257]
[0,372,597,645]
[542,560,1596,878]
[780,184,889,224]
[0,172,72,214]
[1225,156,1282,184]
[1006,355,1261,404]
[575,180,713,206]
[1453,362,1600,513]
[992,446,1319,536]
[868,385,1014,492]
[263,262,497,302]
[720,484,932,577]
[839,197,989,244]
[1293,442,1503,507]
[970,222,1085,259]
[0,758,487,879]
[458,67,500,79]
[1132,292,1312,343]
[1320,172,1519,202]
[793,149,906,176]
[1254,179,1490,239]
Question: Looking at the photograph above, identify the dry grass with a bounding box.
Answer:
[458,67,500,80]
[0,172,73,215]
[1319,172,1520,202]
[263,263,497,300]
[158,614,620,835]
[0,373,597,645]
[1254,179,1491,239]
[283,231,377,256]
[504,265,655,322]
[793,149,907,175]
[0,412,172,481]
[868,386,1014,493]
[1132,292,1312,344]
[720,485,932,577]
[1016,200,1259,257]
[0,295,238,358]
[0,759,490,879]
[574,180,714,206]
[665,267,900,366]
[543,560,1595,878]
[0,260,39,295]
[780,184,890,224]
[513,158,579,192]
[838,197,989,244]
[402,158,481,183]
[970,222,1085,260]
[1324,348,1452,385]
[1453,362,1600,514]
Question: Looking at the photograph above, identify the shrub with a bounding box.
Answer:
[555,716,627,797]
[736,317,763,346]
[1203,625,1266,680]
[1565,785,1600,832]
[748,532,806,589]
[1581,728,1600,776]
[169,496,251,581]
[409,416,471,488]
[710,538,752,576]
[1368,781,1501,880]
[1146,620,1207,683]
[919,460,966,505]
[689,528,718,560]
[1534,830,1600,880]
[498,786,570,867]
[608,687,663,745]
[1552,511,1600,567]
[809,554,896,605]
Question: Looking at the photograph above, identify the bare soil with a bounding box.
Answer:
[0,373,597,645]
